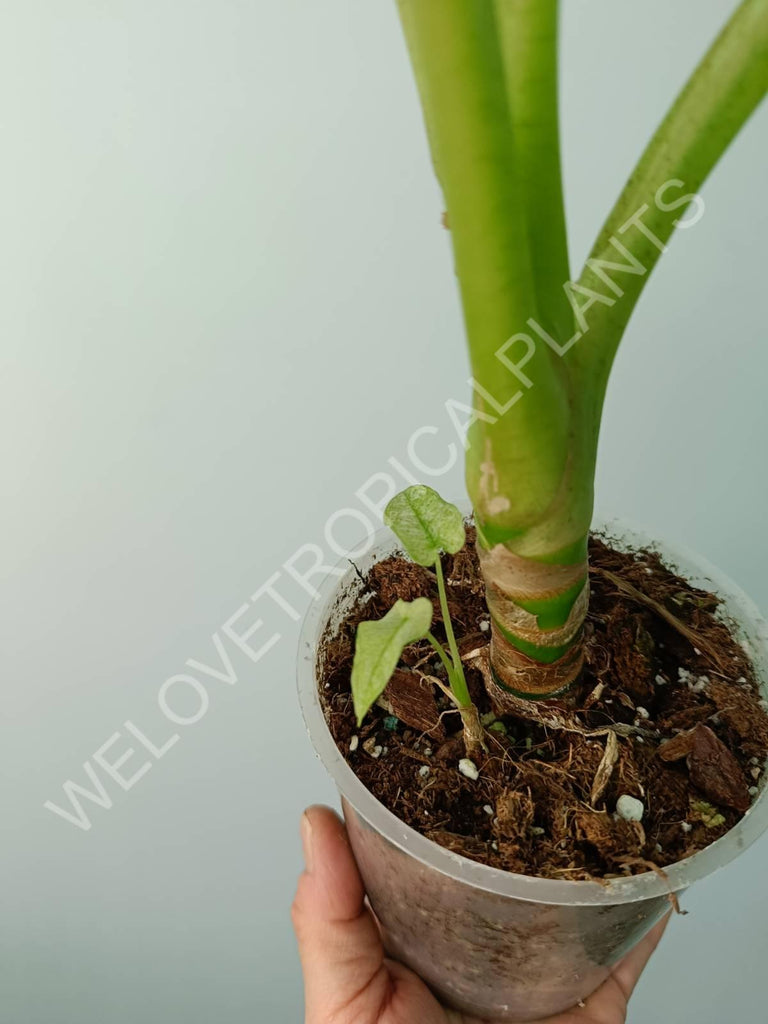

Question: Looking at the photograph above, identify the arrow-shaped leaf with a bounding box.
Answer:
[351,597,433,725]
[384,485,466,567]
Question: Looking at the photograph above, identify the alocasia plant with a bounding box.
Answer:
[388,0,767,703]
[352,486,486,755]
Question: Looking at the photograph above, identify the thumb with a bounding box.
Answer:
[291,805,388,1023]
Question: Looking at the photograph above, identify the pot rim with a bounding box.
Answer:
[297,511,768,907]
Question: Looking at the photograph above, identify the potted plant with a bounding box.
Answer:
[298,1,768,1019]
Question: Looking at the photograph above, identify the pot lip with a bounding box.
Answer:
[297,510,768,907]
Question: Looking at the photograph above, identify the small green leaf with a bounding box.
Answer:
[384,485,466,567]
[351,598,433,725]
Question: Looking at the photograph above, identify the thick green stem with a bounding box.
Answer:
[571,0,768,395]
[395,0,573,537]
[395,0,534,331]
[494,0,573,344]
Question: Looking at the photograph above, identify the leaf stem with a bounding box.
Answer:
[395,0,573,539]
[572,0,768,393]
[434,557,471,707]
[493,0,573,343]
[426,631,456,681]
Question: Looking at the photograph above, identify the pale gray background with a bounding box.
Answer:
[2,1,766,1021]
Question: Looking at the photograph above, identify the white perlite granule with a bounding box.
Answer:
[616,795,644,822]
[363,737,382,759]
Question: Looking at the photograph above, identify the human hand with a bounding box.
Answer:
[292,805,669,1024]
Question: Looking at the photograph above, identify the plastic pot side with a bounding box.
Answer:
[297,517,768,1021]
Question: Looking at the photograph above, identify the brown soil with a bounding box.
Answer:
[319,529,768,881]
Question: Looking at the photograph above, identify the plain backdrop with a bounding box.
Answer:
[2,1,766,1021]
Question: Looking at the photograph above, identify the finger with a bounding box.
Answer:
[291,805,388,1022]
[611,912,671,1001]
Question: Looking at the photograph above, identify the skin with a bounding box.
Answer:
[292,805,670,1024]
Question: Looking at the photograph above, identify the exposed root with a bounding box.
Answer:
[468,646,658,741]
[590,566,727,672]
[584,681,606,708]
[613,857,686,915]
[590,730,620,806]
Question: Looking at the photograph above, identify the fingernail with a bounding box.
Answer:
[301,812,315,873]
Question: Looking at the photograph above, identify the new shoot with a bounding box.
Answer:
[350,485,486,758]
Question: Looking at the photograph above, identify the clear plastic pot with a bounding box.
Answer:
[297,517,768,1021]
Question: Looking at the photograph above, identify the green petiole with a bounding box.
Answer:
[433,558,472,709]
